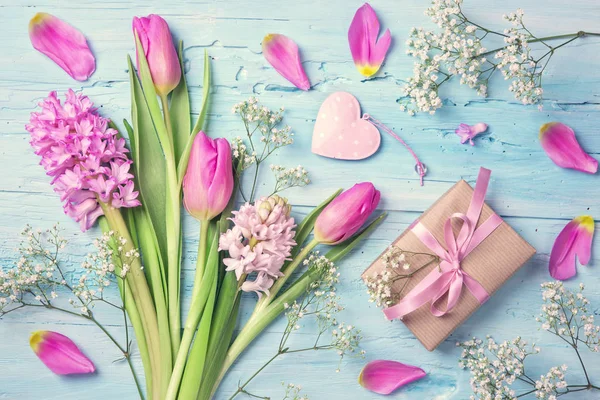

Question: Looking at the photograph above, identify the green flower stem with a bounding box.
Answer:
[253,238,319,314]
[210,269,318,398]
[100,203,164,400]
[161,92,184,357]
[165,220,212,400]
[479,31,600,58]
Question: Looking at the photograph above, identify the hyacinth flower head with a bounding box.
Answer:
[219,195,296,296]
[26,90,141,231]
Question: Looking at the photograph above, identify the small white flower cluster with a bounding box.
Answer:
[270,165,310,195]
[230,136,257,171]
[537,281,600,352]
[231,97,293,167]
[401,0,566,114]
[282,382,309,400]
[534,365,568,400]
[458,336,540,400]
[0,225,132,317]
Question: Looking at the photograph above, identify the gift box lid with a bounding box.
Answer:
[362,177,536,351]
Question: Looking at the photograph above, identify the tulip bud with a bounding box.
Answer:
[132,14,181,96]
[183,132,234,221]
[30,331,95,375]
[314,182,380,245]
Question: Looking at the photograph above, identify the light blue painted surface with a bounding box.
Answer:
[1,0,600,399]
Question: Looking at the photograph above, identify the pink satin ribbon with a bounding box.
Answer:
[383,168,503,320]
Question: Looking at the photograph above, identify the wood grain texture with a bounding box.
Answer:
[1,0,599,399]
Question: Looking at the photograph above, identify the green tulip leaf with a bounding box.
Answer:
[170,40,191,165]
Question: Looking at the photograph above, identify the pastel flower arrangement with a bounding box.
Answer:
[3,12,386,400]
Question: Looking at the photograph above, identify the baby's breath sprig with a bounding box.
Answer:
[365,245,440,308]
[0,224,144,398]
[228,253,363,400]
[231,97,309,202]
[458,281,600,399]
[401,0,600,115]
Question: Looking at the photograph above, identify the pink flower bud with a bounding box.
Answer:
[132,14,181,96]
[314,182,380,245]
[30,331,95,375]
[183,132,234,221]
[359,360,426,395]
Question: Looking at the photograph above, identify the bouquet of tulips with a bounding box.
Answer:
[15,14,384,400]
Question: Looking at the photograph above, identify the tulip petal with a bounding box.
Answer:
[359,360,426,395]
[348,3,392,77]
[262,34,310,91]
[30,331,95,375]
[540,122,598,174]
[29,13,95,81]
[549,216,595,280]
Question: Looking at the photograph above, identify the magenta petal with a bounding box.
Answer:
[30,331,95,375]
[29,13,96,81]
[262,34,310,90]
[549,216,595,280]
[348,3,392,77]
[540,122,598,174]
[359,360,426,395]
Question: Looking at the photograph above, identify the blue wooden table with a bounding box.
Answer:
[1,0,600,399]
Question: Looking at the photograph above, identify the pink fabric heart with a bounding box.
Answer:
[312,92,380,160]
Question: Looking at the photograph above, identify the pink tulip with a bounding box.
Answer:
[539,122,598,174]
[183,132,234,221]
[549,216,595,280]
[455,122,488,146]
[132,14,181,96]
[314,182,380,245]
[29,13,95,81]
[359,360,426,395]
[348,3,392,77]
[262,34,310,91]
[30,331,95,375]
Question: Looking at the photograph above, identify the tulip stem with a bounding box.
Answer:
[165,220,211,400]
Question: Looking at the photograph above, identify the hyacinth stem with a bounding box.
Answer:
[253,238,319,315]
[165,220,212,400]
[100,203,165,400]
[162,92,183,356]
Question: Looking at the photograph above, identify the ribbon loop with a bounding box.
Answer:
[383,168,502,321]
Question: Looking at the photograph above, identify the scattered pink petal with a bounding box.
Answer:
[262,34,310,91]
[30,331,95,375]
[348,3,392,77]
[549,216,595,280]
[455,123,488,146]
[359,360,426,395]
[540,122,598,174]
[29,13,95,81]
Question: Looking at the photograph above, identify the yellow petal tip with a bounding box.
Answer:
[29,331,45,351]
[575,215,595,233]
[357,64,380,77]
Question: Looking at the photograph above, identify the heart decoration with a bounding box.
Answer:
[312,91,381,160]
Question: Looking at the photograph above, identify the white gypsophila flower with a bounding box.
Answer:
[270,164,310,194]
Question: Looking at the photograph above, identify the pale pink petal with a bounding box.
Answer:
[455,122,488,146]
[359,360,426,395]
[348,3,392,77]
[262,34,310,91]
[30,331,95,375]
[549,216,595,280]
[540,122,598,174]
[29,13,95,81]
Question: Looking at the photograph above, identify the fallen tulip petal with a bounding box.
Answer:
[549,216,595,280]
[540,122,598,174]
[262,34,310,90]
[30,331,95,375]
[29,13,96,81]
[359,360,426,395]
[348,3,392,77]
[455,122,488,146]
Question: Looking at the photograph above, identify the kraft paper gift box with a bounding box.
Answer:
[362,168,536,351]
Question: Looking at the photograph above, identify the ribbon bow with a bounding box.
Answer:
[383,168,503,320]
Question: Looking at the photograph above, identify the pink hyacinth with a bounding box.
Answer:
[219,196,296,296]
[26,90,140,231]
